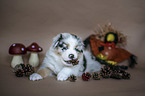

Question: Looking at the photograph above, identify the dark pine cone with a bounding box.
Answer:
[93,72,101,80]
[24,64,34,77]
[13,63,25,72]
[101,72,110,78]
[14,64,34,77]
[15,69,24,77]
[110,66,119,73]
[110,72,122,79]
[104,65,111,71]
[100,65,111,78]
[82,73,91,81]
[111,66,131,80]
[98,64,131,80]
[68,75,77,82]
[122,72,131,79]
[14,64,25,77]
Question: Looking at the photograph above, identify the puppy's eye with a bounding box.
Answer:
[59,44,63,47]
[75,46,83,53]
[75,48,83,53]
[58,42,64,48]
[59,43,68,51]
[62,46,68,51]
[75,48,79,52]
[63,44,67,48]
[62,47,67,51]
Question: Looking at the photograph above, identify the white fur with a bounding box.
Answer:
[30,33,101,81]
[30,73,43,81]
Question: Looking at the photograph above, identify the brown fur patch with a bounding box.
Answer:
[37,68,51,78]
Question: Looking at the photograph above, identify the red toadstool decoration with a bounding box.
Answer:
[9,43,27,68]
[27,42,43,67]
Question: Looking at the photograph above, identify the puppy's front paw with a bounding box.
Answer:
[29,73,43,81]
[57,73,69,81]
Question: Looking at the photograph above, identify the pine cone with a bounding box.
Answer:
[15,69,24,77]
[13,63,24,72]
[122,72,131,79]
[110,72,122,79]
[93,72,101,80]
[82,73,91,81]
[14,64,34,77]
[24,64,34,77]
[100,65,111,78]
[68,75,77,82]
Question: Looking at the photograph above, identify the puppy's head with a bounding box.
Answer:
[52,33,84,67]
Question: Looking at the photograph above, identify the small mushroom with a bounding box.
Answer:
[9,43,27,68]
[27,42,43,67]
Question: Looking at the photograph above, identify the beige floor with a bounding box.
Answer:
[0,0,145,96]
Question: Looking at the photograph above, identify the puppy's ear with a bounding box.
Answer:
[53,34,63,48]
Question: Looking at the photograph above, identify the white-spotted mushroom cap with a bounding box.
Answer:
[9,43,27,55]
[27,42,43,52]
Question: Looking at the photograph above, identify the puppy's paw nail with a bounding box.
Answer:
[29,73,43,81]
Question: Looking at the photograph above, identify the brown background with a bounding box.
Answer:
[0,0,145,96]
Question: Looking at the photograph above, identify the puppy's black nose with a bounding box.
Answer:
[69,54,74,59]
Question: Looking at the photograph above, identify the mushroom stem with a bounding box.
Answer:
[29,52,39,67]
[11,55,24,68]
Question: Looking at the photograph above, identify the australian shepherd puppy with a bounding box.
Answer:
[30,33,101,81]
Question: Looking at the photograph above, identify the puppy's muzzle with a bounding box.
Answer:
[64,59,79,66]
